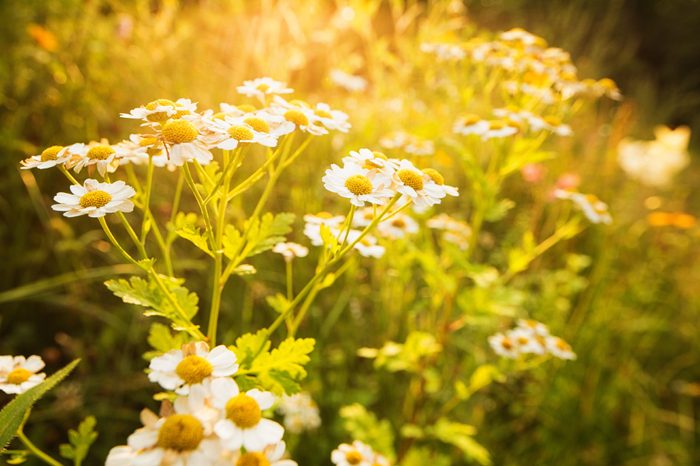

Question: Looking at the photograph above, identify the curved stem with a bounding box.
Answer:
[17,430,63,466]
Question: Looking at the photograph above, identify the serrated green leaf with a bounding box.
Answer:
[230,330,270,368]
[59,416,98,466]
[0,359,80,452]
[430,419,491,465]
[173,212,213,257]
[223,225,244,260]
[144,323,191,360]
[245,212,295,257]
[250,338,315,395]
[266,293,290,314]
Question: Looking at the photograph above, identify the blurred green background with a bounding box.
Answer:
[1,1,699,465]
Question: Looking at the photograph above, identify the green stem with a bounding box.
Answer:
[182,163,216,248]
[17,430,63,466]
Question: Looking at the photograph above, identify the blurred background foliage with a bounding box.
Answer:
[1,0,699,465]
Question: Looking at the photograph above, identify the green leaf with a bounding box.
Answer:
[223,225,244,260]
[430,419,491,465]
[340,404,395,461]
[0,359,80,452]
[230,330,270,368]
[173,212,213,257]
[144,323,191,360]
[266,293,290,314]
[245,212,295,257]
[59,416,98,466]
[105,275,199,332]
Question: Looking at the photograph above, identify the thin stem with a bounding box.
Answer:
[140,156,155,243]
[58,165,79,185]
[183,163,216,248]
[17,429,63,466]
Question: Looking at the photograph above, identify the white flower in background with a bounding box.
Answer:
[392,159,446,209]
[311,102,351,133]
[508,328,546,355]
[404,138,435,156]
[65,142,126,177]
[380,132,434,156]
[617,126,690,188]
[273,242,309,262]
[270,97,328,135]
[148,342,238,395]
[488,333,519,359]
[420,42,466,61]
[376,213,419,239]
[208,117,279,151]
[0,355,46,395]
[347,230,385,258]
[226,441,298,466]
[120,98,198,124]
[237,77,293,104]
[342,149,395,185]
[303,213,347,246]
[517,319,550,337]
[331,441,376,466]
[499,28,546,47]
[330,69,368,92]
[422,168,459,198]
[157,117,213,166]
[52,179,135,218]
[453,114,489,136]
[545,336,577,360]
[427,214,472,250]
[105,408,222,466]
[211,377,284,451]
[20,145,71,170]
[554,189,612,224]
[277,392,321,434]
[482,119,519,140]
[323,163,394,207]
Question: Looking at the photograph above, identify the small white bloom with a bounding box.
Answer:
[330,69,368,92]
[121,98,198,124]
[376,213,419,239]
[453,115,489,136]
[277,392,321,434]
[148,342,238,395]
[52,179,135,218]
[20,145,71,170]
[311,102,351,133]
[0,355,46,394]
[323,163,394,207]
[211,377,284,452]
[331,441,376,466]
[273,242,309,261]
[346,230,385,258]
[270,97,328,135]
[508,328,546,355]
[227,441,298,466]
[208,116,280,151]
[488,333,519,359]
[237,77,293,104]
[65,142,126,177]
[157,118,214,166]
[545,336,577,360]
[554,189,612,224]
[393,160,446,209]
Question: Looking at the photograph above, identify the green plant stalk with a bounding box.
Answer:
[17,429,62,466]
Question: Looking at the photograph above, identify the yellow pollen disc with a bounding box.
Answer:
[556,339,570,351]
[315,109,332,118]
[157,414,204,451]
[138,137,158,147]
[6,368,32,385]
[517,337,529,345]
[238,104,257,113]
[212,112,228,120]
[461,114,481,125]
[175,355,213,385]
[228,125,255,141]
[489,120,506,130]
[256,83,270,92]
[363,160,383,169]
[284,109,309,126]
[87,145,115,160]
[598,78,616,90]
[345,451,364,464]
[391,218,406,228]
[501,338,514,350]
[544,116,561,126]
[147,146,163,157]
[244,117,270,133]
[397,169,424,191]
[41,145,63,161]
[316,211,334,219]
[226,393,262,428]
[423,168,445,185]
[145,99,177,122]
[344,175,373,196]
[79,190,112,209]
[162,119,199,144]
[236,452,271,466]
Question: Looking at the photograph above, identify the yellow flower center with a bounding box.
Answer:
[145,99,177,122]
[391,218,406,228]
[162,119,199,144]
[423,168,444,185]
[501,338,514,350]
[87,145,115,160]
[238,104,257,113]
[517,337,529,345]
[489,120,506,130]
[556,339,571,351]
[40,145,64,161]
[344,175,373,196]
[236,452,271,466]
[316,211,334,219]
[157,414,204,451]
[397,169,424,191]
[6,368,32,385]
[226,393,262,428]
[284,109,309,127]
[256,83,270,92]
[544,116,562,126]
[175,355,213,385]
[228,125,255,141]
[460,114,481,126]
[315,109,332,119]
[79,190,112,209]
[345,451,364,464]
[243,117,270,133]
[138,137,159,147]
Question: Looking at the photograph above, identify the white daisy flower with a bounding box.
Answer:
[237,77,293,104]
[482,120,519,140]
[346,231,385,258]
[545,336,577,360]
[20,145,70,170]
[453,115,489,136]
[376,213,419,239]
[508,328,546,355]
[105,408,222,466]
[554,189,612,224]
[157,118,214,166]
[303,213,347,246]
[226,441,298,466]
[277,393,321,434]
[52,179,135,218]
[272,242,309,262]
[426,214,472,250]
[330,69,368,93]
[488,333,519,359]
[404,138,435,156]
[323,163,394,207]
[211,377,284,452]
[66,142,127,177]
[148,342,238,395]
[516,319,550,337]
[331,441,375,466]
[528,115,572,136]
[499,28,546,47]
[422,168,459,198]
[270,97,327,135]
[392,160,445,209]
[311,102,351,133]
[208,116,280,151]
[120,98,198,124]
[0,355,46,395]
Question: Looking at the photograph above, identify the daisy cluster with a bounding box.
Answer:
[554,189,613,225]
[106,342,297,466]
[488,320,576,360]
[276,392,322,434]
[453,106,572,141]
[422,28,621,104]
[21,77,350,218]
[331,440,390,466]
[0,355,46,395]
[322,148,458,210]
